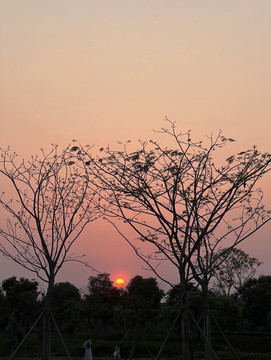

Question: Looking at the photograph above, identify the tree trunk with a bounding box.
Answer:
[181,302,193,360]
[202,282,212,360]
[127,338,136,360]
[42,275,55,360]
[180,271,193,360]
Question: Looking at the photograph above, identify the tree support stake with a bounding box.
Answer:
[8,309,45,360]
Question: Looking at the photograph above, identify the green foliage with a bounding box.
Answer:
[126,275,164,309]
[86,273,119,302]
[209,292,242,332]
[84,273,120,332]
[119,276,164,359]
[0,287,7,331]
[267,311,271,331]
[2,276,39,309]
[1,277,41,334]
[225,333,271,354]
[239,275,271,330]
[1,273,271,359]
[52,282,83,334]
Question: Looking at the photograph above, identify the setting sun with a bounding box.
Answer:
[115,278,125,288]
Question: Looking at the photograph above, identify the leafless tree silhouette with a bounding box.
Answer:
[82,119,271,360]
[0,144,100,360]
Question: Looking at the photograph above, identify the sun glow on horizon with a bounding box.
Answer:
[115,278,125,288]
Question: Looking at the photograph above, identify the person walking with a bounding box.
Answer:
[83,336,93,360]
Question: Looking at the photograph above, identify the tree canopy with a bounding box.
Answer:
[81,119,271,360]
[212,248,262,296]
[0,144,100,283]
[0,144,101,360]
[1,121,270,360]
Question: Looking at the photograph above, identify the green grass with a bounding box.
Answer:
[1,330,270,359]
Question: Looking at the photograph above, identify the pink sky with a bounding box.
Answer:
[0,1,271,290]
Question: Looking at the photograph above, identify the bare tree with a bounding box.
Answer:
[0,144,100,360]
[82,119,271,360]
[211,248,262,296]
[187,148,270,359]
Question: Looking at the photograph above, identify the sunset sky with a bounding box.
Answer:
[0,1,271,291]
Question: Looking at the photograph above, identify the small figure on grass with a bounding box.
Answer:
[113,344,121,360]
[83,335,93,360]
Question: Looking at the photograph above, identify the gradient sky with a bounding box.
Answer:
[0,1,271,291]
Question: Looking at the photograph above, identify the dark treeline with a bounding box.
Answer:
[1,272,271,358]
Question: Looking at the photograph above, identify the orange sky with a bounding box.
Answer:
[0,1,271,290]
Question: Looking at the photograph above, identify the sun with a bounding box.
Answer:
[115,278,125,288]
